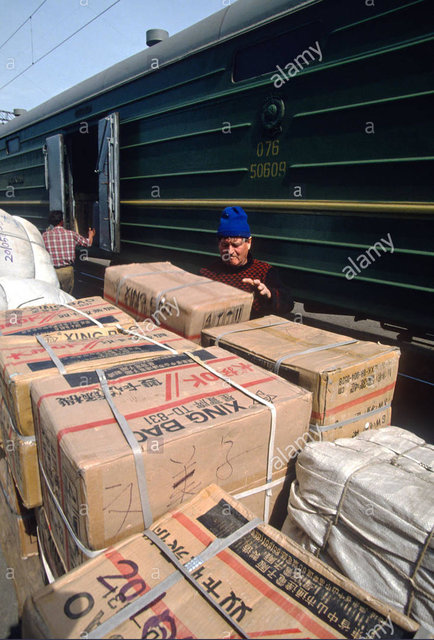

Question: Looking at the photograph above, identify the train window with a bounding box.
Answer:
[233,23,323,82]
[6,137,20,154]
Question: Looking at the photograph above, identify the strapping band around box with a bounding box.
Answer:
[2,399,36,444]
[36,335,67,375]
[114,323,178,354]
[59,303,105,328]
[36,526,56,585]
[185,351,277,522]
[274,339,358,375]
[38,461,107,558]
[309,403,391,433]
[155,278,212,308]
[88,516,262,639]
[214,320,293,346]
[233,475,286,501]
[96,368,153,529]
[115,269,181,304]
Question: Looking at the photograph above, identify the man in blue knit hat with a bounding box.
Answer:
[200,206,293,319]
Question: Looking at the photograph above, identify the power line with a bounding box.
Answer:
[0,0,122,92]
[0,0,49,51]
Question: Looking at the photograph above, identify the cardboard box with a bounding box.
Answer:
[104,262,253,342]
[0,396,41,507]
[0,320,142,346]
[31,345,312,569]
[0,327,196,436]
[22,484,419,639]
[0,296,132,337]
[35,506,67,581]
[202,316,399,441]
[0,453,38,558]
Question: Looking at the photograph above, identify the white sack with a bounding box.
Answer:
[283,427,434,632]
[0,209,58,286]
[0,277,75,311]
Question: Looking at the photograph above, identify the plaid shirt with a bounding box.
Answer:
[42,226,90,267]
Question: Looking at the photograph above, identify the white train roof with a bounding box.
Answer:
[1,0,317,137]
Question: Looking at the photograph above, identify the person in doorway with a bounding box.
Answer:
[200,206,293,319]
[43,210,95,294]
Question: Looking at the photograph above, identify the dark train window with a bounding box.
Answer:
[6,137,20,154]
[233,23,323,82]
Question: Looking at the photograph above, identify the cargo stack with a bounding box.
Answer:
[22,484,420,639]
[202,315,400,442]
[282,427,434,633]
[0,295,201,582]
[104,262,253,342]
[30,344,312,570]
[0,296,135,515]
[0,326,196,510]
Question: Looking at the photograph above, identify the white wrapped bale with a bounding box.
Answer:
[0,209,58,286]
[282,427,434,632]
[0,278,75,311]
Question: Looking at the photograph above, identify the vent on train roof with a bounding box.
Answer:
[146,29,169,47]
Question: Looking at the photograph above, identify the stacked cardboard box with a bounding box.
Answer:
[0,396,40,507]
[0,322,196,510]
[0,453,38,559]
[0,328,197,437]
[0,296,133,338]
[22,484,419,639]
[104,262,253,342]
[31,345,312,569]
[202,316,399,441]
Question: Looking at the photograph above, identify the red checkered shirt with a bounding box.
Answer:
[42,226,90,267]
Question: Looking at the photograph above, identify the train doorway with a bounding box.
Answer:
[44,112,120,253]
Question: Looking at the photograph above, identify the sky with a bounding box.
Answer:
[0,0,233,115]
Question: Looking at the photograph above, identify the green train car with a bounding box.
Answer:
[0,0,433,333]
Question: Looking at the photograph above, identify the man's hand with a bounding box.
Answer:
[88,228,96,245]
[242,278,271,298]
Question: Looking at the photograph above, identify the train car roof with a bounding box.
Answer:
[1,0,317,137]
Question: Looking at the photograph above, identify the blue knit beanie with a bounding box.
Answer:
[217,206,251,238]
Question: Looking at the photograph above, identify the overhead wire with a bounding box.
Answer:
[0,0,49,51]
[0,0,121,91]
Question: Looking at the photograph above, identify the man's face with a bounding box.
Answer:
[219,237,251,267]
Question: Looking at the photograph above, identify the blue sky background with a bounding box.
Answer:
[0,0,231,114]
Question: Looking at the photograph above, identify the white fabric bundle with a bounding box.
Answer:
[0,277,75,311]
[0,209,58,286]
[282,427,434,632]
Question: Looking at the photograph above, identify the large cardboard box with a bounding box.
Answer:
[0,319,141,346]
[202,316,399,441]
[0,295,133,337]
[0,327,196,436]
[22,484,419,640]
[104,262,253,342]
[0,453,38,558]
[31,345,312,569]
[0,396,41,507]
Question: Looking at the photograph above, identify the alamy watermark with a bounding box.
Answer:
[271,431,315,471]
[364,614,394,639]
[342,233,394,280]
[271,41,323,89]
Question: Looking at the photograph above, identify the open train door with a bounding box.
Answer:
[97,112,120,253]
[44,134,66,218]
